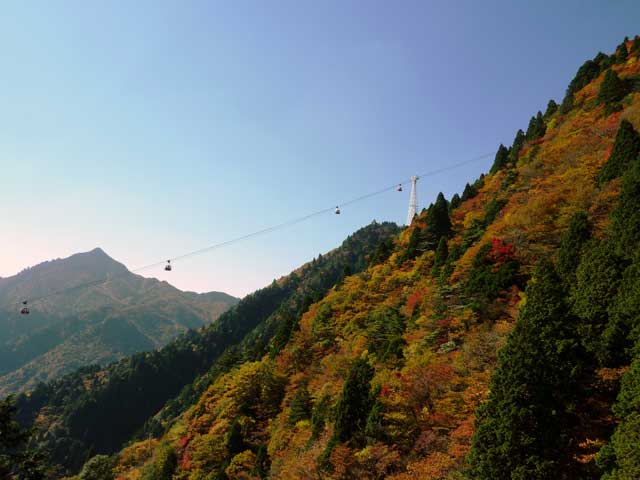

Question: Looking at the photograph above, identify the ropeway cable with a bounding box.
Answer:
[24,151,493,307]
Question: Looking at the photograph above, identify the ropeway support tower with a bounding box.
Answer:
[406,175,418,225]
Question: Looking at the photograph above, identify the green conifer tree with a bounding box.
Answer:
[79,455,115,480]
[227,418,245,457]
[611,156,640,254]
[140,444,177,480]
[434,237,449,267]
[544,99,558,120]
[535,110,547,138]
[310,394,331,440]
[364,399,386,442]
[525,115,537,140]
[252,445,269,478]
[449,193,461,212]
[468,261,583,480]
[270,310,298,356]
[572,240,625,361]
[366,307,405,361]
[598,69,627,106]
[508,129,525,164]
[490,144,510,173]
[615,42,629,64]
[398,226,422,263]
[594,52,613,70]
[557,211,591,286]
[423,192,452,249]
[288,385,312,425]
[332,357,374,443]
[526,111,546,140]
[370,238,394,265]
[599,119,640,183]
[596,351,640,479]
[461,183,478,201]
[568,59,601,96]
[632,36,640,56]
[560,91,574,114]
[602,258,640,366]
[0,396,49,480]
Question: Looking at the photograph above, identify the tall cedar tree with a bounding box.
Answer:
[615,41,628,64]
[535,111,546,138]
[572,240,625,363]
[590,153,640,366]
[560,92,574,114]
[598,69,626,106]
[525,111,546,141]
[423,192,452,249]
[544,99,558,120]
[79,455,115,480]
[633,36,640,56]
[269,310,298,356]
[602,258,640,367]
[366,308,405,362]
[490,144,510,174]
[483,198,506,226]
[0,396,49,480]
[364,399,386,441]
[434,237,449,267]
[449,193,461,212]
[603,160,640,361]
[370,238,394,266]
[463,241,519,315]
[561,59,600,112]
[288,385,312,425]
[596,135,640,476]
[599,119,640,183]
[145,445,178,480]
[332,357,374,443]
[557,211,591,287]
[227,418,245,457]
[398,226,421,263]
[508,129,525,164]
[597,352,640,478]
[468,261,583,480]
[611,157,640,255]
[461,183,477,201]
[594,52,613,71]
[568,59,601,96]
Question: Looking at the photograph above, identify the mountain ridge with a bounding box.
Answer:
[10,36,640,480]
[12,221,401,474]
[0,247,239,396]
[93,37,640,480]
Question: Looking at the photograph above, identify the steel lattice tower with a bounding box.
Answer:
[406,176,418,225]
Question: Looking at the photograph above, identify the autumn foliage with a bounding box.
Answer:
[57,36,640,480]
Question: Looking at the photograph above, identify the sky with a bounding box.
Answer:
[2,0,640,297]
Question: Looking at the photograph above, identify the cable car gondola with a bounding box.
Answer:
[165,260,172,272]
[397,184,403,192]
[20,300,29,315]
[335,206,340,215]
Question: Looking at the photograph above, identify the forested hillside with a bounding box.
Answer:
[4,36,640,480]
[11,222,399,476]
[66,37,640,480]
[0,248,239,396]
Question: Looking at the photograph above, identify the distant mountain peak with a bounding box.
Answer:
[77,247,116,261]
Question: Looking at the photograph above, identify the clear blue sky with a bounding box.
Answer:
[2,1,639,297]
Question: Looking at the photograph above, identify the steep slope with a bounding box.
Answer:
[14,222,400,475]
[104,38,640,480]
[0,248,238,395]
